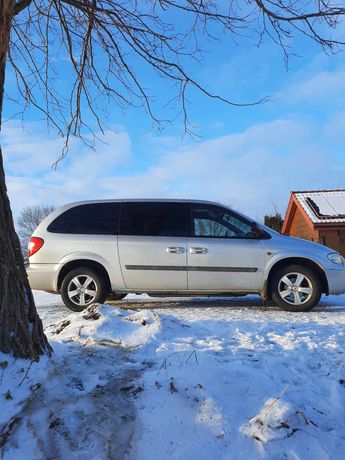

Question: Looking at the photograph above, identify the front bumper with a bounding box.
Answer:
[27,263,60,292]
[325,268,345,295]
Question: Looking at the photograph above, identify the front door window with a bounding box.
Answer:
[191,204,254,239]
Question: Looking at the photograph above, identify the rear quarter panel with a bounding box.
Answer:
[30,232,126,291]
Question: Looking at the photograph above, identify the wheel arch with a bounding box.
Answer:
[57,259,111,293]
[264,257,329,299]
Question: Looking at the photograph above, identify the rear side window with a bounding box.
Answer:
[119,202,187,237]
[47,203,120,235]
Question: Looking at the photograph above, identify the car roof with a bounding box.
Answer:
[61,198,222,206]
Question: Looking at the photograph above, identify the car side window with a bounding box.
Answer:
[119,202,187,237]
[47,203,120,235]
[194,218,234,237]
[190,204,254,238]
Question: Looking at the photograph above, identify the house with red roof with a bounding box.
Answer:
[282,189,345,256]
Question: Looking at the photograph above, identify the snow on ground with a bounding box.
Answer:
[0,298,160,460]
[1,292,345,459]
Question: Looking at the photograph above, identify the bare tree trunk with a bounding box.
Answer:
[0,0,51,359]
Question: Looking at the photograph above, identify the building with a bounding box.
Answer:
[282,189,345,256]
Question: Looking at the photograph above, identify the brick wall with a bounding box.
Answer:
[319,231,339,252]
[289,206,318,241]
[339,231,345,256]
[319,229,345,256]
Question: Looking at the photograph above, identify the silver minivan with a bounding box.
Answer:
[27,199,345,312]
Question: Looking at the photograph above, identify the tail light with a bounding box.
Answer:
[28,237,44,257]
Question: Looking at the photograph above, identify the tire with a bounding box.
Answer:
[271,264,322,312]
[61,267,108,312]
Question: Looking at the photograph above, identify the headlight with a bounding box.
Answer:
[328,253,345,265]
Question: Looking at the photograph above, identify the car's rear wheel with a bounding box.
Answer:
[271,264,322,312]
[61,268,108,311]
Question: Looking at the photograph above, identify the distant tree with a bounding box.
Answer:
[17,204,56,262]
[264,212,284,233]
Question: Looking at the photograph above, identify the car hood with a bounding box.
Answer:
[262,227,333,255]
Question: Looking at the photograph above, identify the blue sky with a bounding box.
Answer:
[2,12,345,221]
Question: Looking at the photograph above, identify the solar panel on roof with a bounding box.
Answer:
[327,195,345,216]
[308,196,337,216]
[305,193,345,219]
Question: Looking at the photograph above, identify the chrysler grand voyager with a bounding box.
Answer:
[27,199,345,311]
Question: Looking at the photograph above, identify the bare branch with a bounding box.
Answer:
[14,0,33,16]
[4,0,345,159]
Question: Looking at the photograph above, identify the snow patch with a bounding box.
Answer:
[46,303,161,349]
[240,395,315,444]
[0,354,49,427]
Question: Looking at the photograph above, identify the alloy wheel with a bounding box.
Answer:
[67,275,98,307]
[278,272,313,306]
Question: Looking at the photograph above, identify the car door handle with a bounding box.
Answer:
[166,247,185,254]
[190,247,208,254]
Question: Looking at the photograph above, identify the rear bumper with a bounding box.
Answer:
[27,263,60,292]
[325,268,345,295]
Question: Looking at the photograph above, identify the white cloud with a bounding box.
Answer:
[283,65,345,108]
[1,122,131,214]
[131,119,337,220]
[1,116,343,222]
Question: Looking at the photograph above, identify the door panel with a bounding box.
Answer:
[187,203,266,291]
[187,237,265,291]
[117,202,188,290]
[118,236,187,290]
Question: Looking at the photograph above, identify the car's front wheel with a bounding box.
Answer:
[271,264,322,312]
[61,268,108,311]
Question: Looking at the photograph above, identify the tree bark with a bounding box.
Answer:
[0,0,52,359]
